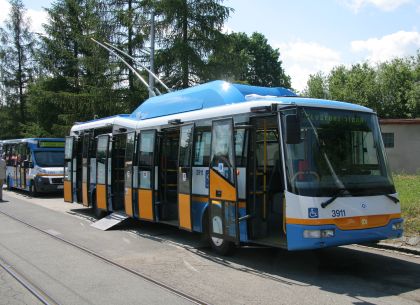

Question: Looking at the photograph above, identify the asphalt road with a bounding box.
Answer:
[0,190,419,305]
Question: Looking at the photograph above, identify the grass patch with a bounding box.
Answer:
[393,174,420,235]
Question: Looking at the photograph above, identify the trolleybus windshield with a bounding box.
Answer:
[282,108,395,197]
[34,151,65,167]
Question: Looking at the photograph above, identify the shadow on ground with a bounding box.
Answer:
[68,206,420,304]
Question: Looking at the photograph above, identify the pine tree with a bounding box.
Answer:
[107,0,149,109]
[0,0,35,137]
[153,0,232,88]
[30,0,127,135]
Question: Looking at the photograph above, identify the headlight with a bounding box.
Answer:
[303,229,335,238]
[392,222,403,230]
[303,230,321,238]
[321,229,335,238]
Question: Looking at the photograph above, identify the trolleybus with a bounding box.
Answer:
[64,81,403,254]
[2,138,65,195]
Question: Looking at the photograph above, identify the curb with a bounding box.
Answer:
[372,242,420,256]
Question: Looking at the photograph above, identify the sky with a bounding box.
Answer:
[0,0,419,91]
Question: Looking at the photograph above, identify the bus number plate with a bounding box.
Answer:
[331,209,346,217]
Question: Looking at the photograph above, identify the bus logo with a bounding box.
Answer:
[361,218,368,225]
[308,208,319,219]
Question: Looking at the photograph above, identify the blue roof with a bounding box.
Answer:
[130,80,296,120]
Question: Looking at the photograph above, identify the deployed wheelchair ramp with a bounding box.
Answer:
[91,212,129,231]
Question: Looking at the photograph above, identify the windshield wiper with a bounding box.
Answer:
[321,188,351,208]
[385,194,399,204]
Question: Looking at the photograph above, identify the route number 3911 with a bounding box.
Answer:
[332,209,346,217]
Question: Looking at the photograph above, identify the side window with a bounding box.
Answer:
[96,136,108,185]
[193,129,211,166]
[138,131,155,167]
[235,129,248,167]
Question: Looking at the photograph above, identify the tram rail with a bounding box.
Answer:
[0,209,208,305]
[0,255,60,305]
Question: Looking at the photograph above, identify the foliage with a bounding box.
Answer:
[154,0,232,88]
[304,53,420,118]
[0,0,36,133]
[206,32,291,88]
[303,72,327,99]
[0,0,418,140]
[107,0,150,105]
[25,0,131,136]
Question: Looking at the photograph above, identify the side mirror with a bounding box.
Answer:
[285,114,301,144]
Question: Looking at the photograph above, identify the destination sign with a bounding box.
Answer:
[38,141,65,148]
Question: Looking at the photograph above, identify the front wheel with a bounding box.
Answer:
[209,234,235,256]
[29,181,39,197]
[206,213,235,256]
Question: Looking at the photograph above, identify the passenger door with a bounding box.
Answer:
[64,136,74,202]
[178,124,194,231]
[96,135,110,211]
[124,132,136,216]
[137,130,157,221]
[81,133,91,206]
[21,143,28,189]
[209,118,240,244]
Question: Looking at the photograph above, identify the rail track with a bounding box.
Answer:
[0,255,60,305]
[0,209,208,305]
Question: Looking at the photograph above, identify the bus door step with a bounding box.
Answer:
[91,212,129,231]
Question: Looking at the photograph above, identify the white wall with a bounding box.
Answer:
[381,124,420,174]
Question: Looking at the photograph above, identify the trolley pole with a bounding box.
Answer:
[149,10,155,98]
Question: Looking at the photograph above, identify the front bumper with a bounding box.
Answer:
[286,218,404,250]
[34,176,64,193]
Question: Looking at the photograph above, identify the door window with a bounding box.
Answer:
[210,119,235,184]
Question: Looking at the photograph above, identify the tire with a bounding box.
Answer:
[204,210,235,256]
[209,234,235,256]
[29,181,39,197]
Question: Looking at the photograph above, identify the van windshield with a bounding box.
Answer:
[34,151,64,167]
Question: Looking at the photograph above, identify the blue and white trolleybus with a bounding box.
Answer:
[64,81,403,254]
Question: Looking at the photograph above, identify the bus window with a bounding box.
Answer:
[178,124,194,195]
[193,129,211,166]
[96,137,108,185]
[235,128,249,167]
[138,131,155,189]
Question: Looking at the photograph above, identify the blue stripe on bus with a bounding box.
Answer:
[286,218,403,251]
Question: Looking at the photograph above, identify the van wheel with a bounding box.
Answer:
[29,181,38,197]
[206,213,235,256]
